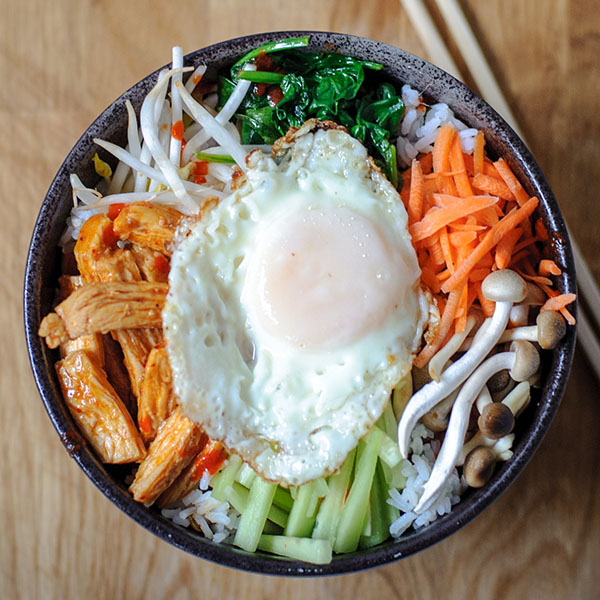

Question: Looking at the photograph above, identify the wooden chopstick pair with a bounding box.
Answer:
[400,0,600,380]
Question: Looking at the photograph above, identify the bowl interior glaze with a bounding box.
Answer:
[24,31,576,576]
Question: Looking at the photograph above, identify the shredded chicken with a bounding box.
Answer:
[129,410,205,504]
[55,350,146,464]
[129,243,170,283]
[39,281,167,347]
[113,202,184,256]
[157,440,229,508]
[137,345,177,444]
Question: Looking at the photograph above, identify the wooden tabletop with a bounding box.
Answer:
[3,0,599,598]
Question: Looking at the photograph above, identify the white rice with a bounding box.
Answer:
[160,466,239,543]
[395,84,477,167]
[387,424,466,537]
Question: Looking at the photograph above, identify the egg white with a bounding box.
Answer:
[163,122,425,486]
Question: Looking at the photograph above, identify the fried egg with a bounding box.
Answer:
[163,120,425,486]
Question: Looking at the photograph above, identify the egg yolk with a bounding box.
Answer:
[244,207,409,350]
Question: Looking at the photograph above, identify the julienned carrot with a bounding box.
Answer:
[495,227,523,269]
[439,228,455,273]
[408,159,424,225]
[449,134,473,198]
[455,282,469,333]
[414,284,464,368]
[540,293,577,312]
[473,130,485,174]
[471,173,513,201]
[494,158,529,206]
[449,230,477,247]
[433,124,456,173]
[432,125,458,196]
[538,259,562,276]
[441,197,539,293]
[409,195,499,242]
[475,281,495,317]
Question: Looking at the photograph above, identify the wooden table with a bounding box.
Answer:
[3,1,599,597]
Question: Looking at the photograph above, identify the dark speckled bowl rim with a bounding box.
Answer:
[24,31,576,576]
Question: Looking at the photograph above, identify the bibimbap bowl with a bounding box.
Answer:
[24,31,576,575]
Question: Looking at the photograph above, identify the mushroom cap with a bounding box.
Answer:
[422,410,449,432]
[478,402,515,438]
[509,340,541,381]
[487,368,511,394]
[481,270,528,303]
[536,310,567,350]
[463,446,496,488]
[524,282,547,306]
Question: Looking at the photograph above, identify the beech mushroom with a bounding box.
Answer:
[397,269,527,458]
[463,446,496,488]
[507,283,546,328]
[414,340,539,513]
[458,381,530,466]
[496,310,567,349]
[478,402,515,439]
[428,314,480,382]
[422,389,458,432]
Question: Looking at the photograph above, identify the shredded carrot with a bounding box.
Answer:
[560,307,576,326]
[449,134,473,198]
[409,195,499,242]
[535,218,549,241]
[449,230,478,247]
[471,173,514,200]
[441,197,539,293]
[455,283,469,333]
[538,259,562,276]
[541,293,577,313]
[475,281,496,317]
[404,125,575,359]
[408,159,424,225]
[439,228,455,273]
[432,125,458,195]
[495,227,523,269]
[494,158,529,206]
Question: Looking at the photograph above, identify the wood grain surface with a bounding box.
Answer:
[3,0,599,598]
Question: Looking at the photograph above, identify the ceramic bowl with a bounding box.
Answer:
[24,31,576,575]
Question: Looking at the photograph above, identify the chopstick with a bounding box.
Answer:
[401,0,600,380]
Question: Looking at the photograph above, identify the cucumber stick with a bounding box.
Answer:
[236,462,257,488]
[226,482,288,528]
[258,535,332,564]
[210,454,242,501]
[312,447,356,542]
[334,428,382,553]
[359,461,389,549]
[233,477,277,552]
[284,480,320,537]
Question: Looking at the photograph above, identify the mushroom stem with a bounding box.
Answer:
[428,314,479,382]
[398,271,527,458]
[414,351,516,514]
[458,381,530,465]
[415,341,537,512]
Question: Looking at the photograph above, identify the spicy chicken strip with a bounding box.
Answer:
[39,281,167,347]
[129,410,205,504]
[75,214,142,283]
[129,243,170,283]
[157,440,227,508]
[74,213,166,397]
[137,344,177,445]
[102,334,136,416]
[113,202,183,256]
[55,350,146,463]
[57,275,105,363]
